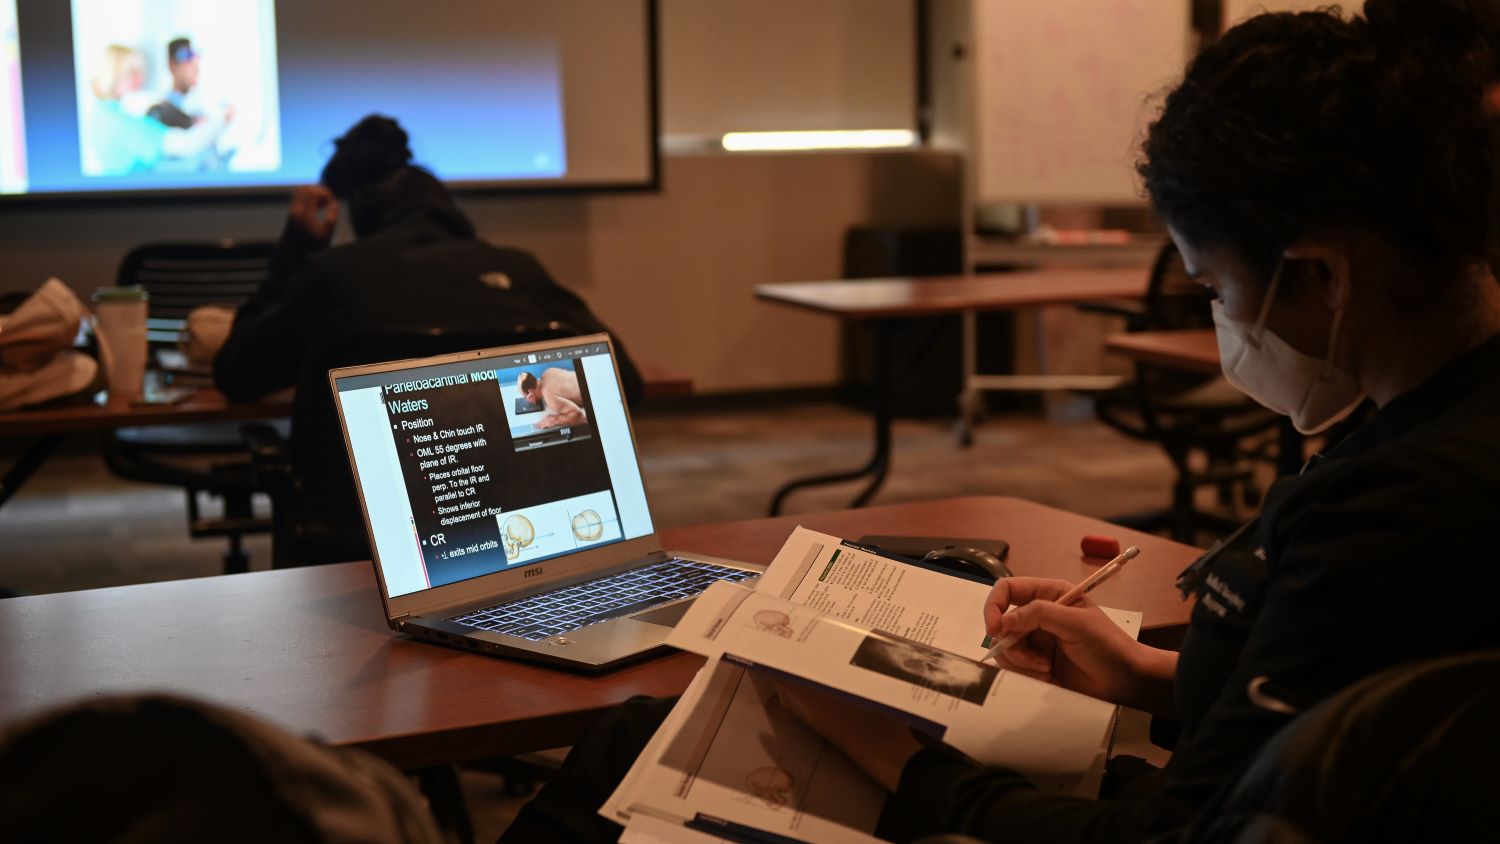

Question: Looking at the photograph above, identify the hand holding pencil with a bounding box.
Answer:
[984,546,1139,661]
[980,548,1167,710]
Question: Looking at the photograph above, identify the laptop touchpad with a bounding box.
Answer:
[632,598,695,628]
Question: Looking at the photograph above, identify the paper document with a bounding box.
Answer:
[667,581,1119,776]
[602,526,1144,843]
[619,809,735,843]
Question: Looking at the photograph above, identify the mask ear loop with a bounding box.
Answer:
[1249,258,1285,348]
[1319,302,1346,384]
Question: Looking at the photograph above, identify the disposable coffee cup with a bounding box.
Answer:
[92,286,149,403]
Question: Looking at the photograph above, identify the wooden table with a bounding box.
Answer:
[969,236,1165,269]
[757,269,1148,319]
[0,387,291,510]
[0,367,693,440]
[1104,329,1219,375]
[0,388,289,439]
[756,269,1148,515]
[0,496,1200,770]
[637,363,694,398]
[0,365,694,510]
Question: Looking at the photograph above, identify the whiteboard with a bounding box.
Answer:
[972,0,1192,204]
[1224,0,1363,29]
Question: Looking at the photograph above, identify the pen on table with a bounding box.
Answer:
[983,546,1140,663]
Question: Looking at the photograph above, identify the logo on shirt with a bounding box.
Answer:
[1200,572,1248,619]
[479,271,512,290]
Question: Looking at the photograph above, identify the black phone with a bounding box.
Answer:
[856,535,1009,561]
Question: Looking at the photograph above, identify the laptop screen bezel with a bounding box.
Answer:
[329,332,665,622]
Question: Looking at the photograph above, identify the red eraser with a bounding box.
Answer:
[1081,535,1122,559]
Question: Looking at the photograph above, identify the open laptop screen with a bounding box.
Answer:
[333,338,654,598]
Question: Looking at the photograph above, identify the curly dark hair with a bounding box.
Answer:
[319,114,413,199]
[1140,0,1500,292]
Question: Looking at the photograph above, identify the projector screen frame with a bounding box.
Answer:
[0,0,661,206]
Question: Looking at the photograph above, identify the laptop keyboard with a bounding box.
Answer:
[448,559,757,642]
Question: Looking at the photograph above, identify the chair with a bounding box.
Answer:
[243,323,579,568]
[1085,242,1280,543]
[1172,649,1500,843]
[103,242,281,574]
[117,241,275,345]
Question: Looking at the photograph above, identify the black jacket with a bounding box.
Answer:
[883,331,1500,843]
[215,173,642,404]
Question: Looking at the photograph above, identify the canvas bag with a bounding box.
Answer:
[0,278,99,410]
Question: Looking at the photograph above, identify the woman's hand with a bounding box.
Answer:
[772,680,924,792]
[288,185,339,241]
[984,577,1176,716]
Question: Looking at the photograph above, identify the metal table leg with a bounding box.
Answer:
[0,435,64,510]
[954,307,1121,447]
[957,310,980,447]
[769,323,894,516]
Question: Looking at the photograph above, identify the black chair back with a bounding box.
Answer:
[105,241,279,573]
[1125,244,1234,433]
[1179,649,1500,843]
[1142,241,1216,332]
[117,241,274,344]
[1092,241,1279,541]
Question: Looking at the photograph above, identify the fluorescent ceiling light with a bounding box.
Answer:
[721,129,917,152]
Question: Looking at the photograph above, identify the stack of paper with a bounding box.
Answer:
[602,527,1141,843]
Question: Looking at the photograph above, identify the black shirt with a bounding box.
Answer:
[884,331,1500,843]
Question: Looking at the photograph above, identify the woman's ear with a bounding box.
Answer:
[1282,239,1351,310]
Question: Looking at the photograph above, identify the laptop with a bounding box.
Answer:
[329,333,761,671]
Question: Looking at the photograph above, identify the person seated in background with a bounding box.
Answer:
[214,114,641,562]
[497,2,1500,841]
[215,114,642,402]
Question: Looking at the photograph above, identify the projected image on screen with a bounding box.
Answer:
[69,0,280,179]
[2,1,23,194]
[5,0,649,198]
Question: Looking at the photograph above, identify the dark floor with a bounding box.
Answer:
[0,400,1254,841]
[0,403,1201,594]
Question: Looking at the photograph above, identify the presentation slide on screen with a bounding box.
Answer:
[339,348,653,598]
[2,2,24,193]
[0,0,569,195]
[71,0,281,179]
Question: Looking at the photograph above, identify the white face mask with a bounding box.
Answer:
[1212,259,1364,435]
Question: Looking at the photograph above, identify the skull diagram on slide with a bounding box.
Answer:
[571,508,604,542]
[503,514,535,560]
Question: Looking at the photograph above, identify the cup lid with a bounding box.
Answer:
[92,286,149,304]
